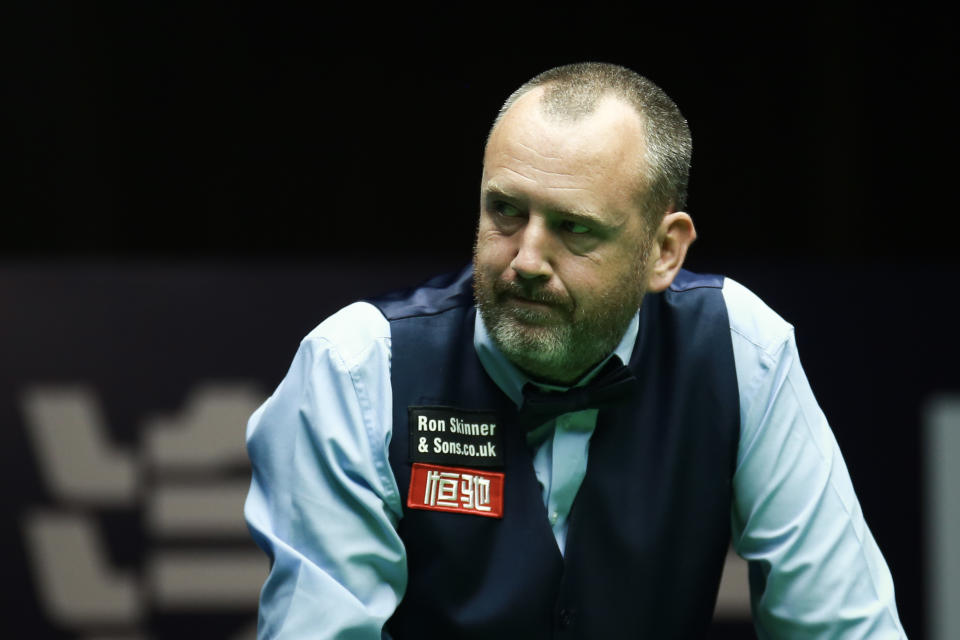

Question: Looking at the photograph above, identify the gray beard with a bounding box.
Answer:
[474,274,643,385]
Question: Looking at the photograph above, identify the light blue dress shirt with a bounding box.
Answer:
[244,277,906,638]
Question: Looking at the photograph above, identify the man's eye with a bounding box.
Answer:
[494,202,522,217]
[562,221,591,234]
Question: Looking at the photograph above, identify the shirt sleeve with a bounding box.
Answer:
[723,278,907,638]
[243,302,406,639]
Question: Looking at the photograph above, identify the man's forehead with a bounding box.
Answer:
[485,93,646,193]
[489,91,645,161]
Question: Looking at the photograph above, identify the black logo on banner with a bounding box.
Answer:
[408,406,504,468]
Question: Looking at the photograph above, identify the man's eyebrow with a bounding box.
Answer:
[483,183,613,229]
[482,182,522,202]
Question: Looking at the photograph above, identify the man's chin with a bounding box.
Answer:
[499,300,567,327]
[496,311,567,338]
[489,319,566,361]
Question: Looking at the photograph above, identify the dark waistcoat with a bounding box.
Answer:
[367,265,740,639]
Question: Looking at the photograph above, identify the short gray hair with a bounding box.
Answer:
[489,62,692,222]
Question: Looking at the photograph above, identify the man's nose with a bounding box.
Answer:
[510,217,554,280]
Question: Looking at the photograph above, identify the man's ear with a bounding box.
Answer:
[645,211,697,293]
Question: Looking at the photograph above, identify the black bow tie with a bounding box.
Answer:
[517,358,638,432]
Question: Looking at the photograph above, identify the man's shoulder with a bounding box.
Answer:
[296,265,474,370]
[663,269,792,356]
[364,264,474,321]
[668,269,725,291]
[302,301,391,370]
[720,276,794,357]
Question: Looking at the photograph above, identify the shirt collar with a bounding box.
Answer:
[473,310,640,408]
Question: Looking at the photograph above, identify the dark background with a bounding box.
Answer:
[4,3,958,638]
[6,3,958,264]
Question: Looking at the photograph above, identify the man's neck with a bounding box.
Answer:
[516,359,606,389]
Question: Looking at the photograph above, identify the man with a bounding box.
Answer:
[245,63,906,638]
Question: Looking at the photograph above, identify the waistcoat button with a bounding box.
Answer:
[558,607,575,629]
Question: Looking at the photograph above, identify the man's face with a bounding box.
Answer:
[474,90,656,385]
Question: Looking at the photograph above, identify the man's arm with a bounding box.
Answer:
[723,278,906,638]
[244,302,406,638]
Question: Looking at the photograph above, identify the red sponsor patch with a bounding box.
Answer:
[407,463,504,518]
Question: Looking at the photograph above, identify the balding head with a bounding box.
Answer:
[487,63,692,224]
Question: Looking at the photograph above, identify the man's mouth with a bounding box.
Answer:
[488,277,572,317]
[508,295,555,310]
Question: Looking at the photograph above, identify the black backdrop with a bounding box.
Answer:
[7,3,958,264]
[4,3,959,638]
